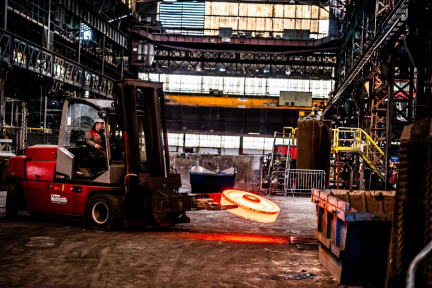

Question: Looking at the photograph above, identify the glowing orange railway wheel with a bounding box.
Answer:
[221,190,280,223]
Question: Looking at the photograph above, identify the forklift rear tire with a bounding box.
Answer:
[86,194,121,231]
[6,182,19,218]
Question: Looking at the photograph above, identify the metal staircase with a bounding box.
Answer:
[265,130,293,195]
[332,127,385,181]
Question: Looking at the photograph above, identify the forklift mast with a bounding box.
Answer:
[113,80,170,177]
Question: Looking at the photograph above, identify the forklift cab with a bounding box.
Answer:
[55,99,116,183]
[55,80,169,186]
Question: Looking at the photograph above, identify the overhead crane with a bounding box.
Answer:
[164,94,325,115]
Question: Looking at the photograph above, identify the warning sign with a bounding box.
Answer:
[51,194,67,205]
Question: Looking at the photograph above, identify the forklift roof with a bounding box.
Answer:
[66,98,114,111]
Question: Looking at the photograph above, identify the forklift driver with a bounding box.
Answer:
[85,118,107,173]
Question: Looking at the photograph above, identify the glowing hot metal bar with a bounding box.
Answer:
[221,190,280,223]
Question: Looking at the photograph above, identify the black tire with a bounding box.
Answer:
[86,194,122,231]
[6,182,19,218]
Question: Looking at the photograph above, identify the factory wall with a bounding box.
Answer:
[169,153,262,192]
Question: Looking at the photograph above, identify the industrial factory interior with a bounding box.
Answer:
[0,0,431,287]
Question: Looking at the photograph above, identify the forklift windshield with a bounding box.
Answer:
[63,103,99,146]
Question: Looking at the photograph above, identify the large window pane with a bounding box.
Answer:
[168,133,184,146]
[138,73,334,98]
[64,103,98,146]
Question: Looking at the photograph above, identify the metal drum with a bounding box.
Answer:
[296,116,332,188]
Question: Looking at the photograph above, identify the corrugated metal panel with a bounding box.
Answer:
[218,16,238,30]
[296,5,311,18]
[284,19,296,30]
[274,5,284,17]
[311,6,320,18]
[159,1,205,35]
[206,2,238,16]
[239,3,273,17]
[273,19,283,31]
[320,7,330,20]
[311,20,319,33]
[284,5,296,18]
[202,2,329,37]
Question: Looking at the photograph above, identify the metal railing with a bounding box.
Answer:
[332,127,384,154]
[27,127,52,133]
[276,126,386,183]
[332,127,385,179]
[406,240,432,288]
[0,28,115,98]
[282,126,297,145]
[283,169,326,195]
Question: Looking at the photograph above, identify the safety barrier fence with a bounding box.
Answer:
[268,168,326,196]
[284,169,326,195]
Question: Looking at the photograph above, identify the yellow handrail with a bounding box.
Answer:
[0,126,52,133]
[331,127,385,178]
[0,126,22,130]
[27,127,52,133]
[332,127,384,156]
[360,129,384,154]
[282,126,297,144]
[281,126,384,160]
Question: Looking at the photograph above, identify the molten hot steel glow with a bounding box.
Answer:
[221,190,280,223]
[181,232,289,244]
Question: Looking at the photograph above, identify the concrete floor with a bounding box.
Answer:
[0,194,358,288]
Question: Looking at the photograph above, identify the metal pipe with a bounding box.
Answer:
[120,48,124,79]
[43,86,47,129]
[78,18,81,64]
[14,101,18,127]
[259,156,263,191]
[268,131,277,180]
[159,88,170,177]
[337,152,340,189]
[384,71,395,190]
[406,240,432,288]
[10,101,13,125]
[3,0,7,30]
[21,102,27,153]
[47,0,51,49]
[101,35,105,75]
[0,78,4,127]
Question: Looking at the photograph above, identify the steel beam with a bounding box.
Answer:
[142,49,336,80]
[324,0,408,115]
[0,28,114,98]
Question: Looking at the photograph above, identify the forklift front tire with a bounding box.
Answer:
[86,194,121,231]
[6,183,19,218]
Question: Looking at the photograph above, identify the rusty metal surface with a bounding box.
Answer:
[386,120,432,288]
[313,189,393,285]
[297,119,332,188]
[311,189,395,222]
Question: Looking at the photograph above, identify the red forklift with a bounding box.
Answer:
[5,80,233,230]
